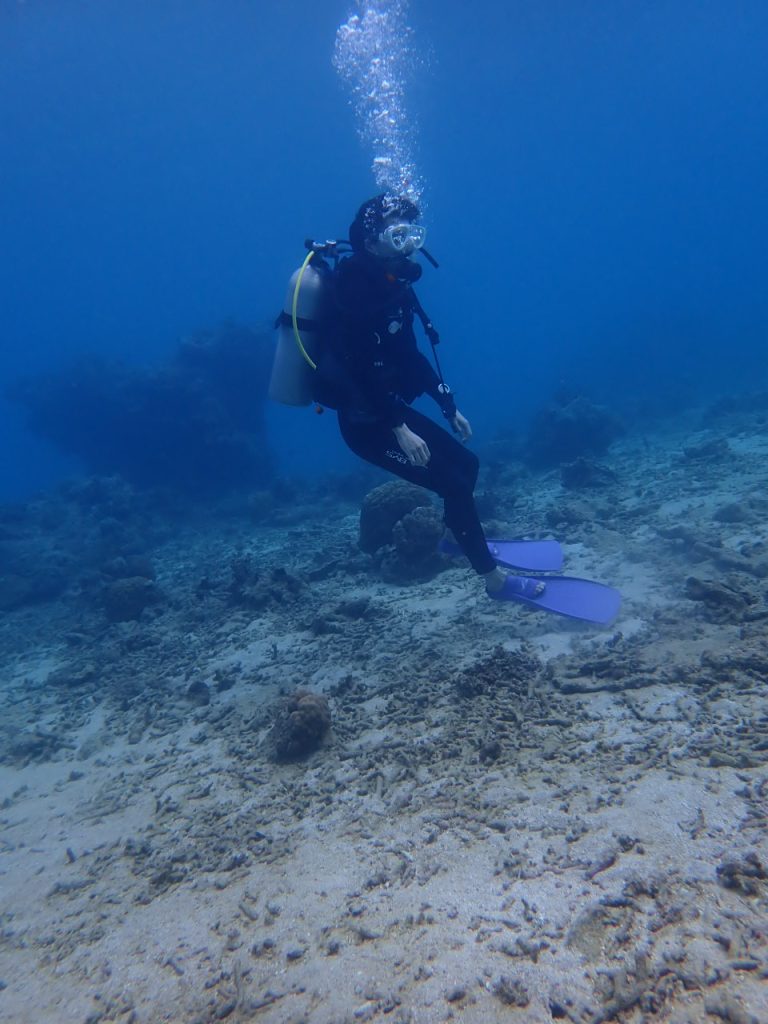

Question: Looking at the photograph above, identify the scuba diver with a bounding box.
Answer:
[323,194,545,601]
[275,193,542,601]
[270,195,622,623]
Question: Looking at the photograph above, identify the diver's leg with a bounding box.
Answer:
[339,410,543,593]
[338,412,436,488]
[394,413,545,596]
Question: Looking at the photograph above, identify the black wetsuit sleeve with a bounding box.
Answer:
[417,354,457,420]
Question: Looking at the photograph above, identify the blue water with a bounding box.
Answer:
[3,0,767,500]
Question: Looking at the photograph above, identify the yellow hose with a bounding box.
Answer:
[291,250,318,370]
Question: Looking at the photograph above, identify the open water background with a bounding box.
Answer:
[2,0,767,499]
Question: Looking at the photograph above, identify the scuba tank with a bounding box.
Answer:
[269,239,352,407]
[268,261,322,406]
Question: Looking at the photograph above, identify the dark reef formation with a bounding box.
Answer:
[9,322,275,496]
[526,395,623,468]
[0,475,164,615]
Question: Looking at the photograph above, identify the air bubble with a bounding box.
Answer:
[333,0,424,208]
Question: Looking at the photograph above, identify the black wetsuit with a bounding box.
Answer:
[318,252,495,575]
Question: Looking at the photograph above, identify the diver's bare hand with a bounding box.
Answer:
[452,410,472,441]
[393,424,430,466]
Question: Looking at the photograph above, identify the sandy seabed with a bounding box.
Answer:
[1,411,767,1024]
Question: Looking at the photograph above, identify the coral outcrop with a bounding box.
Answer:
[269,690,331,762]
[9,322,274,496]
[526,395,623,467]
[381,504,445,582]
[358,480,431,554]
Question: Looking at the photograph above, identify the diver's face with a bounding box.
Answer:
[366,214,426,259]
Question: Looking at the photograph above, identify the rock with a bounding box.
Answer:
[479,739,502,763]
[77,731,111,761]
[684,577,750,619]
[493,976,529,1007]
[716,853,766,896]
[102,554,156,579]
[229,561,303,610]
[561,457,618,489]
[334,597,373,619]
[705,993,759,1024]
[682,437,731,461]
[102,576,159,622]
[47,662,98,688]
[4,730,69,766]
[186,680,211,706]
[567,902,632,961]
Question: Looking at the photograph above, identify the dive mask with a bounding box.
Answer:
[377,222,427,256]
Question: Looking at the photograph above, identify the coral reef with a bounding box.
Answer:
[358,480,432,554]
[8,322,274,495]
[0,476,164,615]
[358,480,443,581]
[381,505,446,582]
[526,395,623,467]
[269,689,331,762]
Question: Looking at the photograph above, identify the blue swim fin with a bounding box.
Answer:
[488,574,621,625]
[439,537,563,572]
[487,538,563,572]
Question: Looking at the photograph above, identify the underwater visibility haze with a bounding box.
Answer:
[2,0,768,497]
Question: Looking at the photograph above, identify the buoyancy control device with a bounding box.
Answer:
[269,238,444,410]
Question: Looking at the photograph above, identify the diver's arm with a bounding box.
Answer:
[451,410,472,441]
[392,423,431,466]
[411,352,458,422]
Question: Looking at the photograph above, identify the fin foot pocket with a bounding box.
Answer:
[488,575,545,601]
